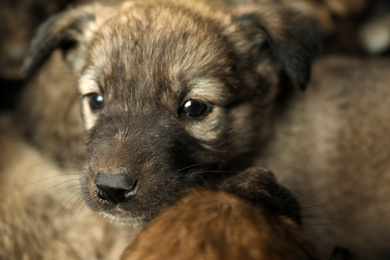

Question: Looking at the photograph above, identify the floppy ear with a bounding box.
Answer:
[232,4,322,91]
[22,4,113,78]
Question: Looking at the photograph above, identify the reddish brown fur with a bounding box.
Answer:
[121,168,321,260]
[122,189,319,260]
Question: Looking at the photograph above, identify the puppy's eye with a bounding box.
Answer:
[87,93,104,110]
[181,99,211,117]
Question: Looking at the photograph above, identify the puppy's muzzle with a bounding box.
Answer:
[94,172,138,204]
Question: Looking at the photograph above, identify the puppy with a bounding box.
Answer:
[0,0,72,80]
[21,0,390,258]
[0,0,126,80]
[22,0,321,225]
[0,114,133,259]
[121,167,321,260]
[121,168,358,260]
[16,50,86,165]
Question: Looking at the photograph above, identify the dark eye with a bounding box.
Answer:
[87,93,104,110]
[181,99,211,117]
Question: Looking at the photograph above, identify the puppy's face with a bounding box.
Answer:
[79,3,268,226]
[23,0,321,227]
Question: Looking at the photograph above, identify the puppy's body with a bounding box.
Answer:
[16,50,85,165]
[0,0,127,80]
[259,56,390,259]
[0,114,132,259]
[122,168,321,260]
[21,0,390,259]
[0,0,72,79]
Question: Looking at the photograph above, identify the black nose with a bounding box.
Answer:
[94,172,138,204]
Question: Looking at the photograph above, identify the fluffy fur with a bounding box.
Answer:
[20,0,390,259]
[121,167,321,260]
[0,114,133,259]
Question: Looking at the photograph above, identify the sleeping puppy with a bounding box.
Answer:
[121,167,322,260]
[0,114,132,259]
[121,168,359,260]
[21,0,390,258]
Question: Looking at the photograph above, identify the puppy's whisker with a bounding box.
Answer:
[48,193,84,224]
[177,162,210,172]
[188,169,239,177]
[36,179,81,196]
[302,212,356,226]
[73,204,90,223]
[20,175,79,188]
[72,194,89,214]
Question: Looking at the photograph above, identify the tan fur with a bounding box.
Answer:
[0,0,127,80]
[16,50,85,165]
[225,0,374,55]
[258,56,390,259]
[0,114,135,259]
[0,0,71,79]
[18,0,390,259]
[222,0,368,33]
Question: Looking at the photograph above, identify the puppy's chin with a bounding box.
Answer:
[100,211,147,228]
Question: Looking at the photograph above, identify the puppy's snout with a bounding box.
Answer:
[94,172,138,204]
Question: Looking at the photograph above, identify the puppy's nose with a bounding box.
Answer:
[94,172,138,204]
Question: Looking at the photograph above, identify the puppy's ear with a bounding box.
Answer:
[22,4,114,78]
[232,5,322,91]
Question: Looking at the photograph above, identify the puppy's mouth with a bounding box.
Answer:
[83,170,181,227]
[82,161,208,227]
[91,181,153,227]
[100,210,147,228]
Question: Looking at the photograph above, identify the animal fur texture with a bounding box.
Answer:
[20,0,390,259]
[0,0,127,80]
[258,56,390,259]
[16,50,86,165]
[121,167,322,260]
[0,114,134,259]
[0,0,71,79]
[21,0,321,225]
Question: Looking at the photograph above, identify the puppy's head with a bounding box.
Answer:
[121,168,320,260]
[23,0,321,227]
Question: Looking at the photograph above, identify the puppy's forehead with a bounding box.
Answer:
[85,2,235,98]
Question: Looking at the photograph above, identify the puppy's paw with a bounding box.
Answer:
[221,167,302,225]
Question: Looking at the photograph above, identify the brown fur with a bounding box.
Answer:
[221,0,370,54]
[0,0,74,79]
[0,0,127,80]
[224,0,368,34]
[121,167,321,260]
[0,114,133,259]
[19,0,390,259]
[21,0,321,226]
[16,50,85,165]
[258,56,390,259]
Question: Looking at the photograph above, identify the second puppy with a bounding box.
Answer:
[121,167,321,260]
